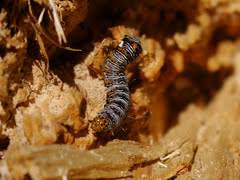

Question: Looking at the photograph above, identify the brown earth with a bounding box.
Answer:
[0,0,240,179]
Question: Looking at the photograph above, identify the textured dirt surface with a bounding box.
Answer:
[0,0,240,179]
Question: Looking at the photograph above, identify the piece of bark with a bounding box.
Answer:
[5,140,162,179]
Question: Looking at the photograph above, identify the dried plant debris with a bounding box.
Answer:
[5,140,161,179]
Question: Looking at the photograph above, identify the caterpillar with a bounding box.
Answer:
[91,35,142,136]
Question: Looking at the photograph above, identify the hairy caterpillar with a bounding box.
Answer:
[91,35,142,136]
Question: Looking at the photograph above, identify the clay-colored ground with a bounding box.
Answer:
[0,0,240,179]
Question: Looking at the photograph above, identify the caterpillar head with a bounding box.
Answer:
[119,35,143,58]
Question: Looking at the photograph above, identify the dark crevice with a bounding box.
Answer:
[188,145,198,171]
[50,0,201,85]
[166,64,233,129]
[0,136,10,152]
[129,158,161,172]
[79,98,87,119]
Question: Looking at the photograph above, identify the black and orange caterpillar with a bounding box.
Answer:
[91,35,142,136]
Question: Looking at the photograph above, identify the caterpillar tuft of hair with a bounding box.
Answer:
[90,35,143,136]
